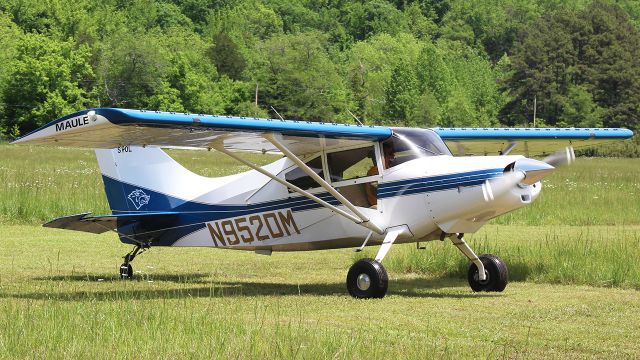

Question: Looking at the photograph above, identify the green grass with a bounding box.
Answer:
[1,144,640,358]
[1,225,640,359]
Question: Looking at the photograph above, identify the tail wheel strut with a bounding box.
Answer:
[119,244,147,279]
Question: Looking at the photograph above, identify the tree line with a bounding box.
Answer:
[0,0,639,138]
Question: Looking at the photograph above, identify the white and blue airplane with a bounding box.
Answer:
[12,108,633,298]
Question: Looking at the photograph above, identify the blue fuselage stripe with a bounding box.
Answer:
[107,168,503,217]
[105,168,504,245]
[378,169,503,199]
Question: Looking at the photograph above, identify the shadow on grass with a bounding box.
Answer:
[34,273,211,284]
[37,267,536,285]
[3,274,499,301]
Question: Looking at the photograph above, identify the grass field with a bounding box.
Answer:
[1,143,639,358]
[1,225,640,359]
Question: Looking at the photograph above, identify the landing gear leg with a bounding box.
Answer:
[346,228,404,299]
[119,244,146,279]
[449,234,508,292]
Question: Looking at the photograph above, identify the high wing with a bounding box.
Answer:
[433,127,634,156]
[13,108,633,156]
[11,108,391,156]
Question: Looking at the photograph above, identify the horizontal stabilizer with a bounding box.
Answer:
[44,212,179,234]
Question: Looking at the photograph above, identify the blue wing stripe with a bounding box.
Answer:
[101,108,392,140]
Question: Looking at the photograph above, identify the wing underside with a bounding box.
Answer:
[433,127,634,156]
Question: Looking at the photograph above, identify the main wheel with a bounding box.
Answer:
[119,263,133,279]
[347,259,388,299]
[467,254,508,292]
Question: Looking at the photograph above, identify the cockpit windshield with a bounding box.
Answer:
[385,128,451,168]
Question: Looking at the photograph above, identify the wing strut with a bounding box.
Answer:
[264,133,384,234]
[213,143,383,234]
[501,141,517,155]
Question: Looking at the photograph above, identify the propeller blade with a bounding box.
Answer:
[543,146,575,167]
[482,170,526,202]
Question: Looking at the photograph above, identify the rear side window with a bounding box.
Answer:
[284,156,324,190]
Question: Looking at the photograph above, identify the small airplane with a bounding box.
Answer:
[12,108,633,298]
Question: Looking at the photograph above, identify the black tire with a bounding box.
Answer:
[467,254,508,292]
[119,263,133,279]
[346,259,388,299]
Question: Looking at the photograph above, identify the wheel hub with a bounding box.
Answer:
[475,270,490,284]
[356,273,371,291]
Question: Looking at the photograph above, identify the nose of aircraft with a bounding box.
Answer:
[514,158,555,185]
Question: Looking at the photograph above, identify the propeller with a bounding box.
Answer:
[514,146,575,185]
[482,146,575,202]
[481,170,525,202]
[542,146,576,167]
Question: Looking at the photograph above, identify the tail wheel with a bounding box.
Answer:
[468,254,508,292]
[347,259,388,299]
[119,263,133,279]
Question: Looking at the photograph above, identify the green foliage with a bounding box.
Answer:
[210,32,247,80]
[440,0,541,61]
[0,11,21,137]
[2,33,94,136]
[341,0,408,41]
[413,39,505,127]
[255,31,351,121]
[0,0,639,140]
[557,84,604,127]
[97,29,174,109]
[385,61,420,124]
[503,0,640,130]
[346,33,423,124]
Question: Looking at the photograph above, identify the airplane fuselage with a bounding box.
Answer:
[106,147,540,252]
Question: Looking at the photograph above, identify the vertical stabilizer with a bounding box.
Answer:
[95,146,217,213]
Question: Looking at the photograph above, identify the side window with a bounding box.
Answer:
[284,156,324,190]
[327,146,377,183]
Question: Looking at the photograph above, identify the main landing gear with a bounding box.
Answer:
[119,244,148,279]
[449,234,508,292]
[347,228,403,299]
[347,258,388,298]
[346,231,508,298]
